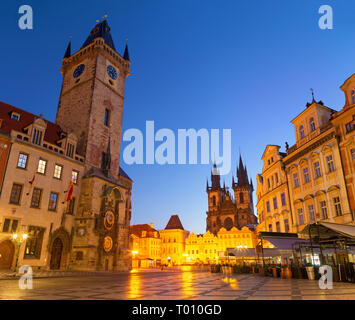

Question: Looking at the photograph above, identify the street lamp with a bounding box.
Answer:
[12,232,28,272]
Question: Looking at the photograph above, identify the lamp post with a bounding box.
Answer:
[12,232,28,272]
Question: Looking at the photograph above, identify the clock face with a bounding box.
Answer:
[73,64,85,78]
[104,210,115,230]
[107,65,117,80]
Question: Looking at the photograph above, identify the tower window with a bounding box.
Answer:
[310,117,316,132]
[104,109,110,126]
[299,125,305,139]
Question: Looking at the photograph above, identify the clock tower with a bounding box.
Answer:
[56,20,133,271]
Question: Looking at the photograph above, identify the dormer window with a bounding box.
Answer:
[299,125,305,139]
[11,112,20,121]
[32,128,43,145]
[310,117,316,132]
[66,143,75,158]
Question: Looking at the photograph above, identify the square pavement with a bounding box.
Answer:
[0,270,355,300]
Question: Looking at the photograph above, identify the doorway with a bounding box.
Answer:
[0,240,15,270]
[50,238,63,270]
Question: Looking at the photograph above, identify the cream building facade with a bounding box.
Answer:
[257,76,355,233]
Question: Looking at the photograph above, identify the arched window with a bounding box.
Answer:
[299,125,305,139]
[310,117,316,132]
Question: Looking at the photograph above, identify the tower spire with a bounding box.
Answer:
[63,40,71,59]
[123,40,130,61]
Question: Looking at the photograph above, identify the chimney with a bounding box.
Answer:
[150,222,154,229]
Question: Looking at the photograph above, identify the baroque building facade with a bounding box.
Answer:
[0,20,133,271]
[206,157,257,234]
[257,75,355,234]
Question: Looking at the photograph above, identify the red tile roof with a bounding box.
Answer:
[165,215,184,230]
[130,224,159,238]
[0,101,63,145]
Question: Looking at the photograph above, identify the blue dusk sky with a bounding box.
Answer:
[0,0,353,234]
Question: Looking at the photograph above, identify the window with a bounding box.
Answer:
[66,143,75,158]
[276,222,281,233]
[275,173,278,185]
[284,219,289,233]
[9,183,22,204]
[310,117,316,132]
[17,153,28,169]
[53,165,63,179]
[352,149,355,160]
[352,90,355,104]
[308,205,315,222]
[31,188,42,208]
[2,219,18,233]
[212,195,216,206]
[267,179,270,189]
[273,197,278,210]
[75,251,83,261]
[314,162,321,178]
[239,192,244,204]
[72,170,79,184]
[48,192,58,211]
[320,201,328,219]
[32,128,43,145]
[281,193,286,206]
[266,201,270,212]
[303,168,310,183]
[299,125,305,139]
[37,159,47,174]
[268,224,273,232]
[333,197,342,216]
[24,226,45,259]
[298,209,304,225]
[326,155,335,173]
[293,173,299,188]
[104,109,110,126]
[345,122,355,133]
[11,112,20,121]
[67,197,75,215]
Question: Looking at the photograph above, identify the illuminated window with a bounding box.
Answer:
[37,159,47,174]
[72,170,79,184]
[24,226,45,259]
[53,165,63,179]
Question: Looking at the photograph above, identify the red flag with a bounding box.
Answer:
[66,181,74,202]
[29,172,36,185]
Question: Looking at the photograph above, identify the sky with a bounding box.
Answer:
[0,0,353,234]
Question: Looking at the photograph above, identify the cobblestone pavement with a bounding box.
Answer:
[0,270,355,300]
